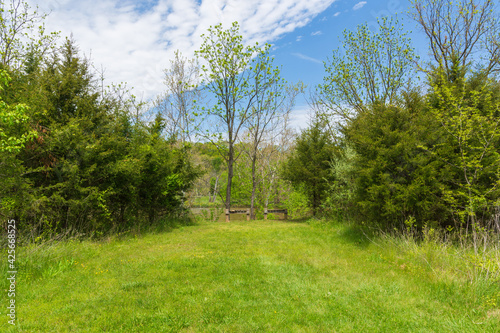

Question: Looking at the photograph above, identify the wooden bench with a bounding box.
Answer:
[263,208,288,220]
[224,208,288,221]
[225,209,250,222]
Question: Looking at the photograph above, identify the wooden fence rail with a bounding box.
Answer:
[223,208,288,222]
[264,209,287,220]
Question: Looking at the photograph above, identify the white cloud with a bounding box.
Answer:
[333,11,341,17]
[353,1,367,10]
[311,30,322,36]
[296,35,303,42]
[289,104,312,130]
[292,52,322,64]
[27,0,337,100]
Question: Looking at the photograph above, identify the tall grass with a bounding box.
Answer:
[365,220,500,312]
[1,219,499,331]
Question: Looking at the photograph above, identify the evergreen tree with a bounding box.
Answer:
[345,99,449,229]
[282,121,337,215]
[1,37,200,236]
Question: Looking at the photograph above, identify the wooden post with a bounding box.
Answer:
[264,208,268,220]
[246,209,250,221]
[225,209,230,222]
[284,209,288,220]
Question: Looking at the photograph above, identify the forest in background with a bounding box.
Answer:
[0,0,499,251]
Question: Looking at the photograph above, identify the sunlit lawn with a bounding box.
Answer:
[1,220,499,332]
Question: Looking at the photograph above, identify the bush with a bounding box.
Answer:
[283,186,311,219]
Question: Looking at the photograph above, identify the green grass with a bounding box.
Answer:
[1,220,500,332]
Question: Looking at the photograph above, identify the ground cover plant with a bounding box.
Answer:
[1,220,499,332]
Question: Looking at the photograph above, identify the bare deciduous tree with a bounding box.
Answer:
[317,16,417,125]
[0,0,58,69]
[242,78,303,219]
[155,50,203,142]
[409,0,500,77]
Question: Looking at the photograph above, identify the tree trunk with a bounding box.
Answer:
[225,144,234,220]
[250,155,257,220]
[211,175,219,203]
[265,171,275,212]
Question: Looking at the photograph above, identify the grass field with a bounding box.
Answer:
[1,220,500,332]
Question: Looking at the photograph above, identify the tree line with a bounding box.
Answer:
[1,0,499,241]
[0,1,301,237]
[0,1,200,237]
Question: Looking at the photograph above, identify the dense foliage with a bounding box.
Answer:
[306,0,500,236]
[0,37,199,237]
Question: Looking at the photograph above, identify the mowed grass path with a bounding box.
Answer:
[2,220,499,332]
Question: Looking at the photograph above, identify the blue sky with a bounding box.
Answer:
[274,1,427,84]
[29,0,429,129]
